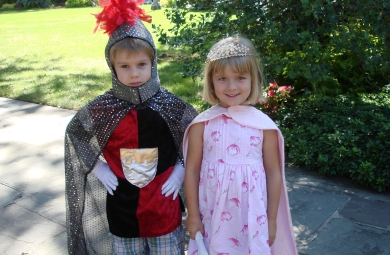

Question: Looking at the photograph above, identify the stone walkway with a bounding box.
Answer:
[1,97,389,255]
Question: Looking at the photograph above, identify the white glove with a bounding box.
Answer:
[92,160,118,195]
[161,163,185,200]
[195,231,208,255]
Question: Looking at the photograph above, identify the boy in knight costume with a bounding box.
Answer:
[64,0,197,254]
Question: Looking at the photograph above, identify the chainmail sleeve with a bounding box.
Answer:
[65,92,132,255]
[65,110,100,255]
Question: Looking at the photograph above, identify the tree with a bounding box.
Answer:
[154,0,390,95]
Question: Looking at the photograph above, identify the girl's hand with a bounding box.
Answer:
[268,219,277,246]
[186,215,205,240]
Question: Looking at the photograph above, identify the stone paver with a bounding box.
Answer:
[1,97,389,255]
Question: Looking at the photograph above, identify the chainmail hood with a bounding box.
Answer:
[105,19,160,104]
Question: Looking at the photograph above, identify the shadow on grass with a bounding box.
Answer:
[0,56,109,110]
[0,8,52,14]
[0,5,96,14]
[157,52,202,105]
[0,54,202,110]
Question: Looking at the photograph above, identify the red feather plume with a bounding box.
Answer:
[93,0,152,36]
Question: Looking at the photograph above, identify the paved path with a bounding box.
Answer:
[0,97,389,255]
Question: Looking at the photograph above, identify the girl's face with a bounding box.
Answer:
[113,50,152,87]
[212,65,252,108]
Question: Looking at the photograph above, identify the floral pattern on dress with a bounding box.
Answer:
[221,115,229,124]
[211,131,221,141]
[208,167,216,178]
[250,136,261,146]
[227,237,241,247]
[228,198,240,208]
[226,143,240,156]
[187,115,270,255]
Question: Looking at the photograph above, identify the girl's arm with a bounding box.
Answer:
[184,122,205,240]
[263,129,282,247]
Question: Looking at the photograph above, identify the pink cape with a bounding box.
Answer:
[183,105,297,255]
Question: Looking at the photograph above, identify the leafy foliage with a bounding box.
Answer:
[16,0,51,8]
[154,0,390,96]
[192,91,212,113]
[277,85,390,192]
[160,0,176,8]
[1,3,14,8]
[65,0,92,8]
[0,0,14,8]
[257,81,294,120]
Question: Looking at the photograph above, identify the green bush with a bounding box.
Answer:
[185,0,213,10]
[0,0,15,8]
[15,0,51,8]
[278,85,390,192]
[257,81,294,121]
[65,0,91,8]
[51,0,66,6]
[1,2,14,8]
[160,0,175,8]
[155,0,390,96]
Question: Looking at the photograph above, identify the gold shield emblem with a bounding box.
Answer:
[120,148,158,188]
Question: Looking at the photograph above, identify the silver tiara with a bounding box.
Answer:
[206,42,255,63]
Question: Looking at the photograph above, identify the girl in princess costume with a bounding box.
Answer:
[184,36,298,254]
[64,0,197,254]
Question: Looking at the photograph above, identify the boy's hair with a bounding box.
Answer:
[109,37,154,65]
[203,36,264,105]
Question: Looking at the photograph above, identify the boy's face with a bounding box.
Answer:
[113,50,152,87]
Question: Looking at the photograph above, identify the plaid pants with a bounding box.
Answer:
[111,226,184,255]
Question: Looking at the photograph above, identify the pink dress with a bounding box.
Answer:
[184,105,297,255]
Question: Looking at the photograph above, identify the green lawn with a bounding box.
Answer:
[0,7,201,110]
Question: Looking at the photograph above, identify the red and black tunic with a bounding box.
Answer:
[102,108,183,238]
[65,88,198,254]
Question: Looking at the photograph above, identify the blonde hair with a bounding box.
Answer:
[203,36,264,105]
[109,37,154,65]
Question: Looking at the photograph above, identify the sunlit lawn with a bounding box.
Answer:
[0,7,202,110]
